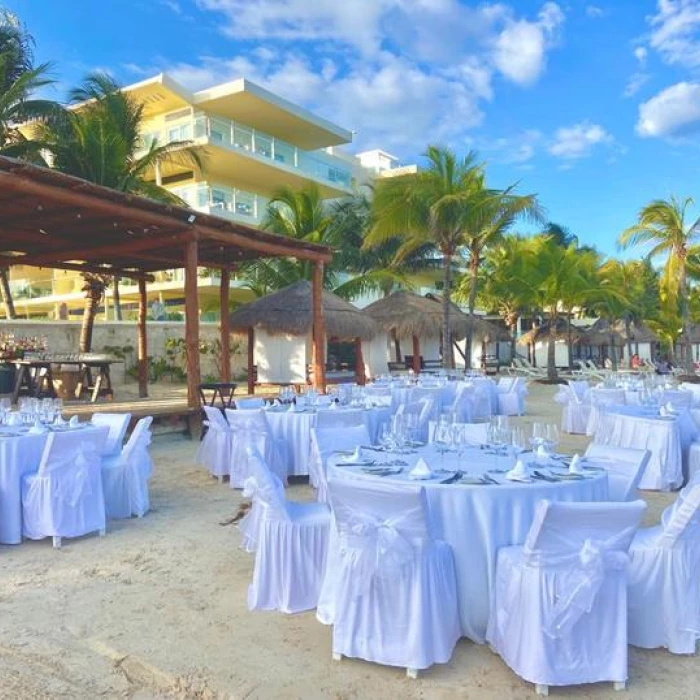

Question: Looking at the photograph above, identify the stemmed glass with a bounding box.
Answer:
[531,421,546,448]
[546,424,560,456]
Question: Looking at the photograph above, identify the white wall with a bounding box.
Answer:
[533,339,569,368]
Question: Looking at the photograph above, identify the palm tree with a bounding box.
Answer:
[0,10,60,319]
[367,146,484,367]
[39,71,203,350]
[620,196,700,374]
[461,186,544,366]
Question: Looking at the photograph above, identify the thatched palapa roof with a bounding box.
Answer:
[229,281,376,340]
[518,318,587,346]
[582,319,658,346]
[364,291,510,342]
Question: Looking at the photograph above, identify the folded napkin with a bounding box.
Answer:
[28,420,47,435]
[69,416,80,427]
[329,400,339,410]
[569,453,584,475]
[506,458,529,481]
[287,403,297,412]
[535,444,549,464]
[341,446,363,463]
[409,457,433,480]
[6,413,22,426]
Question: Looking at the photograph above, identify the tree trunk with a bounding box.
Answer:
[547,311,558,381]
[610,332,618,371]
[625,316,633,369]
[465,251,480,370]
[566,308,573,371]
[391,329,401,364]
[79,276,106,353]
[531,317,538,367]
[113,276,122,321]
[679,256,694,374]
[442,250,453,369]
[0,268,16,319]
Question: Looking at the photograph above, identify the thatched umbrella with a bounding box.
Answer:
[230,281,376,391]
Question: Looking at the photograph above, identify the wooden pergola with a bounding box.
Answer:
[0,156,333,407]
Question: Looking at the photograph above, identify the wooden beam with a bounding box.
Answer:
[412,335,421,373]
[220,269,231,383]
[1,230,195,268]
[137,278,148,398]
[391,329,402,364]
[184,238,201,409]
[355,338,366,385]
[0,259,155,281]
[311,262,326,392]
[247,327,255,395]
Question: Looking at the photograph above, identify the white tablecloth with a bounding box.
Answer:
[594,406,698,490]
[0,424,109,544]
[265,406,392,476]
[324,445,608,643]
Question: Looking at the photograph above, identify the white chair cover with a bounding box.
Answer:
[91,412,131,456]
[195,406,231,479]
[327,479,461,672]
[486,499,646,690]
[451,384,477,423]
[22,428,110,542]
[225,408,287,488]
[680,382,700,408]
[101,416,154,519]
[627,482,700,654]
[245,447,330,613]
[586,389,626,436]
[235,397,266,410]
[309,424,371,503]
[556,381,591,434]
[497,377,527,416]
[315,409,364,430]
[584,444,651,501]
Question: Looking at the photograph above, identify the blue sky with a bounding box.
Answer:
[5,0,700,254]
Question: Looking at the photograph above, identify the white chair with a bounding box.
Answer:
[225,408,287,489]
[556,381,590,434]
[627,481,700,654]
[585,444,651,501]
[22,428,110,548]
[497,377,527,416]
[309,424,371,503]
[245,447,330,613]
[328,479,461,678]
[680,382,700,408]
[91,412,131,456]
[451,384,476,423]
[586,389,626,436]
[486,499,646,696]
[315,409,365,430]
[395,398,434,443]
[235,397,266,410]
[101,417,154,519]
[195,406,232,482]
[660,389,693,411]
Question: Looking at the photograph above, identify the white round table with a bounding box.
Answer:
[322,445,608,643]
[265,406,392,476]
[0,423,109,544]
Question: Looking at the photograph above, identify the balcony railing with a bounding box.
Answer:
[170,183,268,224]
[140,114,352,189]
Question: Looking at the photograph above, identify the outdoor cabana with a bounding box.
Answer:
[229,281,377,391]
[518,319,587,368]
[0,156,332,407]
[582,320,659,365]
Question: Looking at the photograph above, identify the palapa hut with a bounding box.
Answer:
[582,320,659,365]
[229,281,376,392]
[363,291,510,374]
[518,318,588,368]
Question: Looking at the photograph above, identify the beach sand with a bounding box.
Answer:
[0,383,696,700]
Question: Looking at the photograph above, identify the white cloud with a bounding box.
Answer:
[637,81,700,137]
[492,2,565,86]
[648,0,700,69]
[586,5,606,18]
[480,129,544,165]
[634,46,648,64]
[548,122,613,159]
[624,72,650,97]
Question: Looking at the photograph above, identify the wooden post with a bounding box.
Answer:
[355,338,366,385]
[391,328,401,363]
[247,327,255,395]
[220,269,231,383]
[412,335,421,373]
[137,278,148,398]
[311,262,326,392]
[184,238,201,408]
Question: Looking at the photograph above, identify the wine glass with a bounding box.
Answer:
[531,421,546,448]
[546,424,560,456]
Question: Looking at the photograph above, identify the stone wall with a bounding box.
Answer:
[0,320,248,388]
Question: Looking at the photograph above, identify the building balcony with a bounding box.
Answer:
[169,182,268,226]
[141,114,353,195]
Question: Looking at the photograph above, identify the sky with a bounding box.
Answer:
[5,0,700,255]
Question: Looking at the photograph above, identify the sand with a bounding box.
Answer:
[0,383,697,700]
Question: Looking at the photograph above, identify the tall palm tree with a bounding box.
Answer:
[39,71,203,350]
[620,196,700,374]
[461,186,544,366]
[0,10,60,319]
[367,146,484,367]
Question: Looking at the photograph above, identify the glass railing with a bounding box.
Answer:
[140,114,352,189]
[170,182,269,225]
